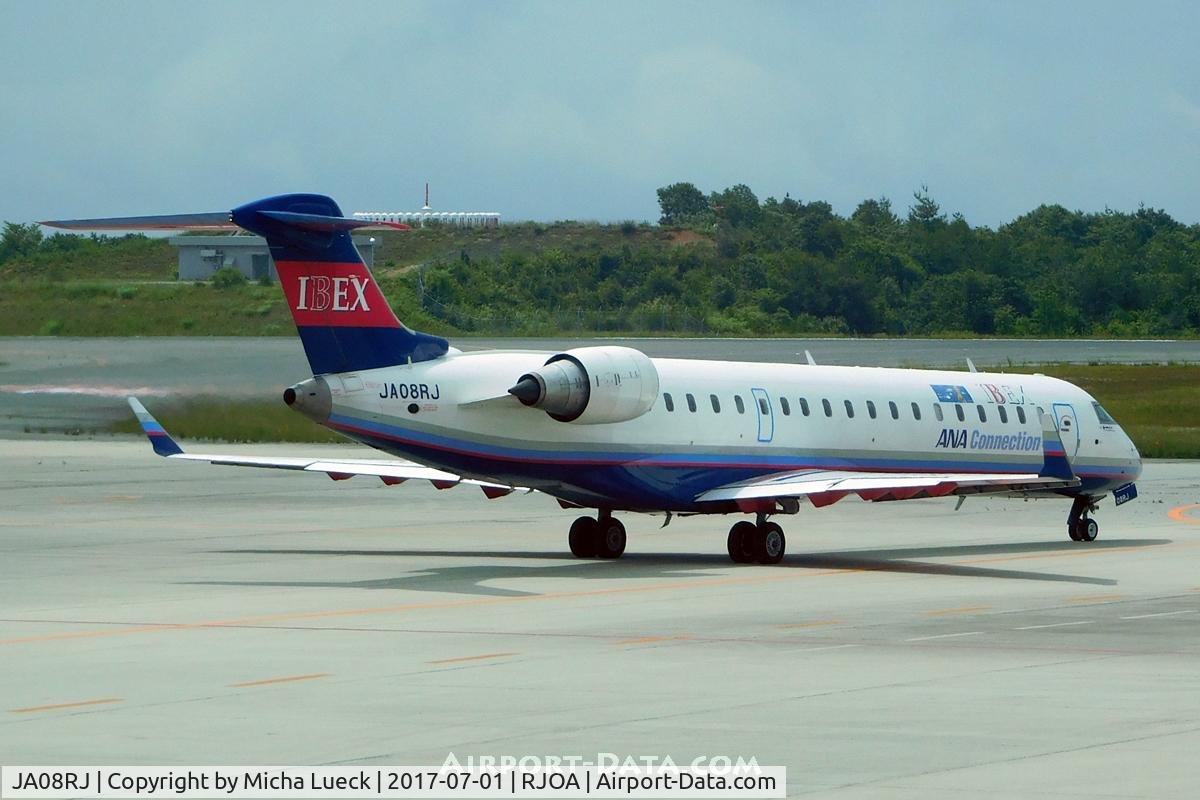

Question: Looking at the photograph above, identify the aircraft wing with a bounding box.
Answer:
[698,412,1079,509]
[127,397,531,499]
[696,468,1076,509]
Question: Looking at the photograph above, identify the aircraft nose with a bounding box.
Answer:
[1127,434,1143,480]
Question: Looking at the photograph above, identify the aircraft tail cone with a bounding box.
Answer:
[284,376,332,422]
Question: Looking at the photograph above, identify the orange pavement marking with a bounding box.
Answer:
[1,539,1188,649]
[228,672,330,688]
[10,697,122,713]
[1066,593,1126,603]
[775,620,846,629]
[923,605,992,616]
[1168,504,1200,525]
[613,635,692,645]
[428,652,516,665]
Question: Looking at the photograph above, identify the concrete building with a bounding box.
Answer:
[168,235,378,281]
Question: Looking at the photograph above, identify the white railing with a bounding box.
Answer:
[352,211,501,228]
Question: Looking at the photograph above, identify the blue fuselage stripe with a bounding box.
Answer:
[327,413,1134,509]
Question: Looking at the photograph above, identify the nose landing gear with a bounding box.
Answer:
[1067,496,1099,542]
[727,515,786,564]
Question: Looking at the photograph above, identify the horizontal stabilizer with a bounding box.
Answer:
[257,210,410,232]
[41,210,411,233]
[41,212,236,230]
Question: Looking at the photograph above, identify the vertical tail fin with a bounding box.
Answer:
[231,194,447,375]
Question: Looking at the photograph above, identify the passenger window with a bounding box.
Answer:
[710,394,721,413]
[799,398,810,416]
[664,393,674,412]
[758,397,769,415]
[735,396,745,414]
[867,400,877,419]
[955,404,965,422]
[911,402,921,421]
[844,400,855,418]
[822,399,832,417]
[977,405,987,422]
[780,397,790,416]
[889,401,899,420]
[686,393,697,413]
[934,404,944,422]
[998,406,1008,424]
[1017,406,1027,424]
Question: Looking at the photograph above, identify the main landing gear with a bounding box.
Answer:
[727,515,786,565]
[1067,496,1100,542]
[568,510,627,559]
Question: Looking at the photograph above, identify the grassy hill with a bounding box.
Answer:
[0,223,698,337]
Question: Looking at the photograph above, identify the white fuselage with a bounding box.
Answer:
[317,351,1142,511]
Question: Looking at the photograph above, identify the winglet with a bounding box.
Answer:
[127,397,183,457]
[1038,410,1074,480]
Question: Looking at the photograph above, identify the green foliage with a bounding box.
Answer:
[0,222,43,263]
[211,266,247,289]
[657,182,709,226]
[107,398,344,443]
[5,182,1200,339]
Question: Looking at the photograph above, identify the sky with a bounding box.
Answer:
[2,1,1199,227]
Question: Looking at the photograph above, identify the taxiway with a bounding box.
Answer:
[1,439,1197,798]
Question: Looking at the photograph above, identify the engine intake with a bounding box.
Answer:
[508,346,660,424]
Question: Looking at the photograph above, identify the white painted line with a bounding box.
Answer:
[800,644,863,652]
[1014,621,1095,630]
[1120,610,1198,620]
[906,631,983,641]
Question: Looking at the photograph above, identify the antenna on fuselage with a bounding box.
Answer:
[804,350,817,366]
[966,357,978,373]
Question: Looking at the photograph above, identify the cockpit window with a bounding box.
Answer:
[1093,401,1117,425]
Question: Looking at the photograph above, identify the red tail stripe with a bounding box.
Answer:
[275,260,401,329]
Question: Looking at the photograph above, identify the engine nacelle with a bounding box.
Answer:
[508,346,660,424]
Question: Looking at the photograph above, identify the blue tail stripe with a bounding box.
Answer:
[297,326,448,375]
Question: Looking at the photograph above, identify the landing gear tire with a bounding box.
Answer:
[569,516,599,558]
[1075,518,1099,542]
[596,518,627,559]
[1067,496,1099,543]
[757,522,786,565]
[727,521,758,563]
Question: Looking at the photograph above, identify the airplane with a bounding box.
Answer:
[44,193,1143,564]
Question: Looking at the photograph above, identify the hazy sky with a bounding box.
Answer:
[3,1,1198,226]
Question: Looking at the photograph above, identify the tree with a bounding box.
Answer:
[907,185,945,228]
[851,197,899,232]
[0,221,43,264]
[710,184,762,228]
[656,182,709,225]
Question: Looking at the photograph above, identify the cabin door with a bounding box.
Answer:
[751,387,774,443]
[1052,402,1080,457]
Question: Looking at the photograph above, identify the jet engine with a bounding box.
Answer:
[507,346,660,424]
